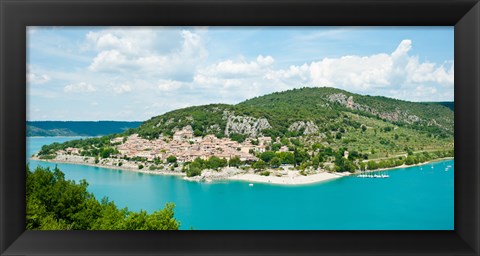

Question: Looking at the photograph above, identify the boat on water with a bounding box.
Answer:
[358,171,389,178]
[249,183,254,187]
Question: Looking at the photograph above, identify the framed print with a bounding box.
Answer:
[1,0,479,255]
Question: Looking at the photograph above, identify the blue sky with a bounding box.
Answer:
[27,26,454,121]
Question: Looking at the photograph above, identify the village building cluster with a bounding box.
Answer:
[104,126,273,163]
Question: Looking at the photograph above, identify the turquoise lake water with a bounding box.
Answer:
[27,137,454,230]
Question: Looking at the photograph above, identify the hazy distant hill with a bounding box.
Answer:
[27,121,142,137]
[432,102,454,111]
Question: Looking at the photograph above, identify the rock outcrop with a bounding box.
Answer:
[328,93,421,124]
[288,121,319,135]
[223,112,271,137]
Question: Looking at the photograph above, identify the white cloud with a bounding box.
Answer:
[89,50,128,72]
[194,54,274,82]
[158,79,184,91]
[113,84,132,94]
[86,28,157,56]
[266,39,453,92]
[64,82,96,93]
[87,28,207,79]
[27,71,51,85]
[256,55,274,66]
[188,40,453,102]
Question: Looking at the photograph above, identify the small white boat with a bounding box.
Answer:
[249,183,254,187]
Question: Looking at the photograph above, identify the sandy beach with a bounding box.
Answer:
[229,171,349,185]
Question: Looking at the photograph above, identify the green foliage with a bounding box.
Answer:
[206,156,228,170]
[367,160,378,170]
[252,160,267,171]
[334,155,356,173]
[229,133,247,143]
[270,157,282,168]
[335,133,342,140]
[228,156,242,167]
[138,164,144,169]
[39,155,56,160]
[290,138,303,147]
[166,156,177,163]
[259,171,270,176]
[186,166,202,177]
[276,152,295,165]
[271,143,282,151]
[101,147,117,158]
[26,165,179,230]
[259,151,276,163]
[294,149,310,166]
[361,125,367,132]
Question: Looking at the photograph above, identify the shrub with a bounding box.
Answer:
[39,155,56,160]
[187,167,202,177]
[166,156,177,163]
[259,171,270,176]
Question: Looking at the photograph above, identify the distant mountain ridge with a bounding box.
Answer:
[432,102,454,111]
[27,121,142,137]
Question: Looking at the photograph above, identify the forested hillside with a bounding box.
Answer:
[137,87,453,140]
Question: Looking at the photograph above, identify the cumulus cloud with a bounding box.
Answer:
[87,29,207,79]
[86,28,157,56]
[189,40,453,102]
[266,39,453,92]
[89,50,128,72]
[113,84,132,94]
[158,79,185,91]
[64,82,96,93]
[194,54,275,85]
[27,73,51,84]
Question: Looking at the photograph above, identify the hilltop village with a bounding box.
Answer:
[111,126,277,163]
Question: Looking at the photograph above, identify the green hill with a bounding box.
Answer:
[37,87,454,165]
[137,87,453,140]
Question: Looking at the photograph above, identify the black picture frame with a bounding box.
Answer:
[1,0,479,255]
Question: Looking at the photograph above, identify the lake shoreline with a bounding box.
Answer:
[30,155,454,185]
[30,156,185,177]
[357,157,454,174]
